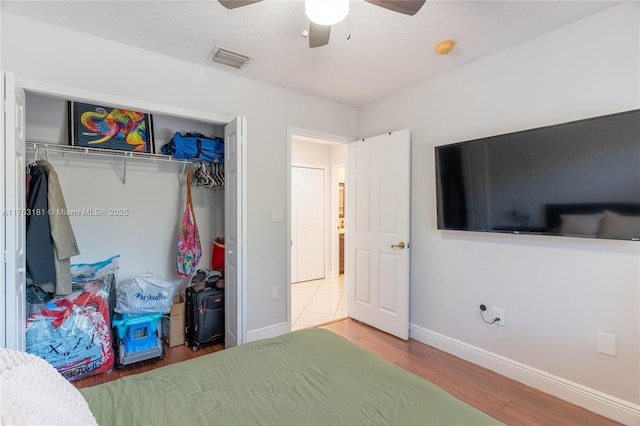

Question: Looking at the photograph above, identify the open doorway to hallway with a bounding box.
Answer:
[290,134,347,330]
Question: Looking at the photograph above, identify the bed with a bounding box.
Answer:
[2,328,501,425]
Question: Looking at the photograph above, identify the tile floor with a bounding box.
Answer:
[291,275,346,331]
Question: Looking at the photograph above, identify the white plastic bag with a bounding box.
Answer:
[115,273,174,314]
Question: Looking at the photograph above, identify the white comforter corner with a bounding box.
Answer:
[0,348,97,426]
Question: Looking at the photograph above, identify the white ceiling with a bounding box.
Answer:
[1,0,620,107]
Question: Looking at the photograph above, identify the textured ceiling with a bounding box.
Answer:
[1,0,620,107]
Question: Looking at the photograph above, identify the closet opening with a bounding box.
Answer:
[3,74,246,364]
[22,91,227,287]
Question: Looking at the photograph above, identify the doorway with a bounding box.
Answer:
[289,132,348,330]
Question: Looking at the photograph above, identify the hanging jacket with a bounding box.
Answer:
[36,160,80,295]
[26,165,57,285]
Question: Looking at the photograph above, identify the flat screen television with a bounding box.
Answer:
[435,109,640,241]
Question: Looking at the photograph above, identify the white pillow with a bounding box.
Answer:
[598,210,640,239]
[559,213,604,237]
[0,348,97,426]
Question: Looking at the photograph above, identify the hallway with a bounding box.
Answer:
[291,276,345,330]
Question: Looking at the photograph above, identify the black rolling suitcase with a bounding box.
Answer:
[185,286,224,351]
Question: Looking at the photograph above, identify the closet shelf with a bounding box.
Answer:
[25,141,208,185]
[26,141,195,165]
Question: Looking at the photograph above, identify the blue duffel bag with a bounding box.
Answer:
[161,132,224,163]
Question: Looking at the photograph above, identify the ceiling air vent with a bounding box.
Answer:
[209,46,251,69]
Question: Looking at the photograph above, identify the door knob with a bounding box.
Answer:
[391,242,405,249]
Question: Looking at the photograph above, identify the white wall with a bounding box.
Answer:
[291,139,332,165]
[358,0,639,411]
[1,13,357,332]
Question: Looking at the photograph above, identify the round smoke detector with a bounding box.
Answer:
[435,40,455,55]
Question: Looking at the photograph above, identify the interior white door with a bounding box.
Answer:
[3,72,27,350]
[347,129,411,340]
[224,116,246,348]
[291,167,324,283]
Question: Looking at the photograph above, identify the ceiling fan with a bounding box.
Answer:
[218,0,426,48]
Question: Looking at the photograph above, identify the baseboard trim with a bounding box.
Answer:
[246,322,289,343]
[409,324,640,425]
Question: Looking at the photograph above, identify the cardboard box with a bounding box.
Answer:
[166,294,185,348]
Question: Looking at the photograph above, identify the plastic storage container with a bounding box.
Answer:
[112,312,164,366]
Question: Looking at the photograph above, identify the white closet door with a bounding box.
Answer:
[2,72,27,350]
[224,116,246,348]
[0,73,5,348]
[291,166,324,283]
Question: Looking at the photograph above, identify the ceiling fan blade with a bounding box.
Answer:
[219,0,263,9]
[308,22,331,48]
[364,0,425,16]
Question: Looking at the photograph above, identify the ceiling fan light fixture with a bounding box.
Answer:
[305,0,349,25]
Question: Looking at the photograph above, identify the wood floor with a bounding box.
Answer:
[73,318,621,425]
[320,319,621,426]
[72,340,224,389]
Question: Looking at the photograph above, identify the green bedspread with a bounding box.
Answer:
[81,328,500,425]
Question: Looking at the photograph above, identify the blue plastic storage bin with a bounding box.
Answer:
[112,312,164,366]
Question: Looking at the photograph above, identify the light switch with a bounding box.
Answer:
[598,332,616,357]
[271,209,284,223]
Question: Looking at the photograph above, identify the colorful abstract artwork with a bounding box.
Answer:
[69,102,154,153]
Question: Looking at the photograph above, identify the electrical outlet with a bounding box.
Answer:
[493,307,505,326]
[271,286,279,300]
